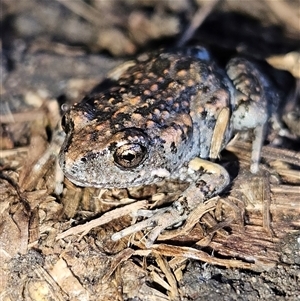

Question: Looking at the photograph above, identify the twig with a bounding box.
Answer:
[176,0,221,47]
[54,0,120,27]
[226,140,300,167]
[264,0,300,35]
[56,200,148,240]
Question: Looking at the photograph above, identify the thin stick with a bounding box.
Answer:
[176,0,221,47]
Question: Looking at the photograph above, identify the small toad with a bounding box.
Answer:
[59,47,280,244]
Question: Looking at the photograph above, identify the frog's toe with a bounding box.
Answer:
[111,203,187,247]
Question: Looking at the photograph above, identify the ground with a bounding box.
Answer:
[0,1,300,300]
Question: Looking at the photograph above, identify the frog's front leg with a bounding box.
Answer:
[111,158,230,247]
[226,57,278,173]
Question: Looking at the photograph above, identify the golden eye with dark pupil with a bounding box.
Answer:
[114,143,147,168]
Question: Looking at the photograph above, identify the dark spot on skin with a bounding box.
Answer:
[201,110,208,119]
[82,151,99,161]
[108,142,118,152]
[112,112,131,123]
[75,95,116,123]
[161,76,173,85]
[94,110,114,123]
[157,136,166,144]
[174,59,191,71]
[185,124,193,140]
[70,165,79,174]
[110,96,125,105]
[207,95,218,104]
[150,220,158,227]
[150,58,171,74]
[128,84,144,97]
[170,122,186,141]
[195,180,206,188]
[170,142,177,154]
[140,94,151,103]
[134,105,153,117]
[123,128,148,140]
[173,87,195,113]
[203,86,210,93]
[206,118,217,130]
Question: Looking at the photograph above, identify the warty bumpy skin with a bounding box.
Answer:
[59,47,279,188]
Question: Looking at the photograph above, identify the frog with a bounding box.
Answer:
[59,46,280,246]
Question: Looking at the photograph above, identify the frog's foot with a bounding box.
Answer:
[111,158,230,247]
[226,57,279,173]
[111,201,188,247]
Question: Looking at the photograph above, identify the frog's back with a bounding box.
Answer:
[77,48,233,150]
[60,48,234,188]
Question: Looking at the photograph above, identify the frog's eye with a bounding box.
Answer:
[113,143,147,169]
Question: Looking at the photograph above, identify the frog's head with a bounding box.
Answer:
[60,128,149,188]
[59,107,194,188]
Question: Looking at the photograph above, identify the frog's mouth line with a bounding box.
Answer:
[63,169,166,189]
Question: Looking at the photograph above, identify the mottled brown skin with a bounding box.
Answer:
[59,47,281,244]
[59,47,278,188]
